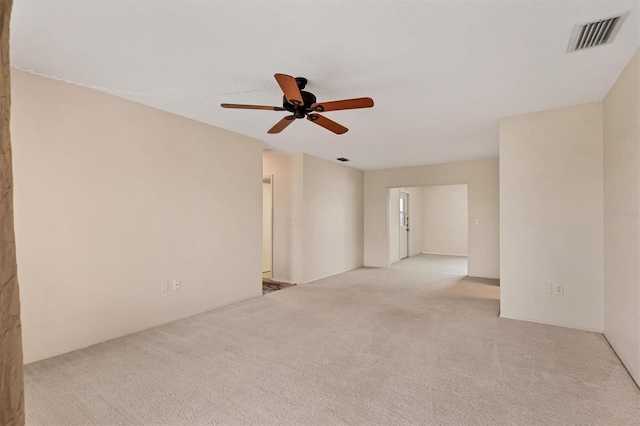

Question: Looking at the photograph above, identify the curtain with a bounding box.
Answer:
[0,1,25,424]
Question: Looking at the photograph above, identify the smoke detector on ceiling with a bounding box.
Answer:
[567,11,629,53]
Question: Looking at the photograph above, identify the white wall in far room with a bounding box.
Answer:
[421,184,468,256]
[500,103,603,332]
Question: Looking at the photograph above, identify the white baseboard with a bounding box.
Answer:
[499,314,603,333]
[303,273,339,284]
[421,251,467,257]
[469,275,500,280]
[272,269,361,284]
[303,266,364,284]
[270,277,297,285]
[26,293,263,364]
[603,334,640,388]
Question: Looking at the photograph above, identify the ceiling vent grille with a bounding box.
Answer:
[567,12,628,53]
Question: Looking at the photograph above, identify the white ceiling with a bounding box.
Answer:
[11,0,640,170]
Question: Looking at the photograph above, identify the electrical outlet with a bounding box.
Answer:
[160,281,169,293]
[474,218,479,225]
[554,283,564,296]
[172,279,181,290]
[544,283,552,294]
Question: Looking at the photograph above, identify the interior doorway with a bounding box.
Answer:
[388,185,469,275]
[263,176,273,280]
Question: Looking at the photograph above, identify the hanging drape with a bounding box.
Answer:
[0,1,25,425]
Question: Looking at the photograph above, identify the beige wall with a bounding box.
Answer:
[365,158,499,278]
[12,70,264,363]
[264,153,364,284]
[421,184,468,256]
[302,154,364,283]
[603,49,640,384]
[500,103,604,331]
[263,154,304,284]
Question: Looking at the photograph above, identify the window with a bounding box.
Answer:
[399,196,407,226]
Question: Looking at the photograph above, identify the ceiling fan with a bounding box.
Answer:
[221,74,374,135]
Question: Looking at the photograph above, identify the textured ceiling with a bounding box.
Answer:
[11,0,640,170]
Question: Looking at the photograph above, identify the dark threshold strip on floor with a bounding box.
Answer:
[262,279,296,294]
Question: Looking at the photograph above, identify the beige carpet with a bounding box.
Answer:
[392,253,468,275]
[24,267,639,425]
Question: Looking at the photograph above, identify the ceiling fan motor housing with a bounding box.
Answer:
[283,90,317,118]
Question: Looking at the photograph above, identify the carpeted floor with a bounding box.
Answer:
[392,253,468,275]
[24,267,640,425]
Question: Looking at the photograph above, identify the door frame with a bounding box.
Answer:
[399,191,410,260]
[263,175,274,278]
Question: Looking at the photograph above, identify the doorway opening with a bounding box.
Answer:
[388,185,469,275]
[263,176,273,280]
[261,175,296,294]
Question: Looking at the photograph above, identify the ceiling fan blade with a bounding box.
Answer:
[307,113,348,135]
[268,115,296,134]
[221,103,285,111]
[274,74,303,106]
[311,97,374,112]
